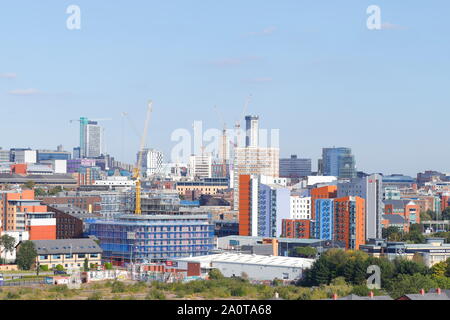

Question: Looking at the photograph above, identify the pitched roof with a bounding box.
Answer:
[31,239,102,255]
[324,294,393,300]
[382,214,406,224]
[399,293,450,300]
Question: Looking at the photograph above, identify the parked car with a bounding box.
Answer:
[53,270,66,275]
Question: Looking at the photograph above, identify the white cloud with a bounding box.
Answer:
[0,73,17,79]
[210,56,261,67]
[248,77,273,83]
[8,88,41,96]
[381,22,407,30]
[245,26,277,37]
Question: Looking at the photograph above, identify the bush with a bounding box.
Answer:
[5,291,20,300]
[87,291,102,300]
[40,265,49,271]
[111,280,126,293]
[104,262,113,270]
[146,288,166,300]
[55,264,65,272]
[208,269,224,280]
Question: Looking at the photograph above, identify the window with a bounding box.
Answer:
[39,255,48,260]
[78,254,86,258]
[65,254,73,259]
[53,255,61,259]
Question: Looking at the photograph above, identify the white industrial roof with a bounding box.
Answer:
[176,253,315,268]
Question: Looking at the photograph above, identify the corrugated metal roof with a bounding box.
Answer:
[176,253,315,268]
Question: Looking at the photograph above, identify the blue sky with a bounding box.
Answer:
[0,1,449,176]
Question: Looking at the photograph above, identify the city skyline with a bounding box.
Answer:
[1,1,450,176]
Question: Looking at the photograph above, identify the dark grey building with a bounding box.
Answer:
[279,155,312,178]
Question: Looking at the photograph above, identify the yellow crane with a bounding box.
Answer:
[133,100,153,215]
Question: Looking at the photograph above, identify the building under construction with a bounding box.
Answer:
[87,213,214,266]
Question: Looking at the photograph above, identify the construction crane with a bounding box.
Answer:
[133,100,153,215]
[69,118,112,124]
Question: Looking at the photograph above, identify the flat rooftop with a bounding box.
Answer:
[176,252,315,268]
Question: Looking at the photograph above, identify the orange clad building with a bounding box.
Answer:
[311,185,337,219]
[334,196,365,250]
[0,189,56,240]
[238,175,252,236]
[282,219,312,239]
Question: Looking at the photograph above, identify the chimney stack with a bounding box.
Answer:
[332,293,338,300]
[420,289,425,295]
[369,291,374,299]
[437,288,441,295]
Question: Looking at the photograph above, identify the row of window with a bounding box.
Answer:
[39,253,99,260]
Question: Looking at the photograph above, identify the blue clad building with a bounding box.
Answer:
[314,199,334,240]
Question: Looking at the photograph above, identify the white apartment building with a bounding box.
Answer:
[290,196,311,220]
[232,146,280,210]
[189,154,212,179]
[85,123,102,158]
[138,148,163,177]
[14,150,37,164]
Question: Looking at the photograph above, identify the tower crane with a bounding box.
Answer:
[69,118,112,124]
[133,100,153,215]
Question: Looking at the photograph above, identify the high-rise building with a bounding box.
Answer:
[310,185,337,219]
[245,115,259,148]
[333,196,365,250]
[337,174,383,240]
[0,148,10,163]
[280,155,312,178]
[84,121,102,158]
[138,148,163,177]
[189,153,212,179]
[238,175,289,237]
[314,199,334,241]
[321,147,356,179]
[232,147,279,209]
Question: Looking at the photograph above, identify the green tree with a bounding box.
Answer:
[383,226,402,241]
[48,186,63,196]
[34,188,47,197]
[394,258,428,276]
[23,181,35,190]
[16,241,37,270]
[55,264,65,272]
[0,234,16,263]
[387,273,436,299]
[208,269,224,280]
[430,261,448,278]
[83,258,89,271]
[294,246,318,258]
